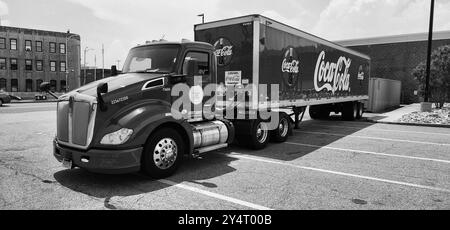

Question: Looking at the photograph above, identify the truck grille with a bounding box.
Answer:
[57,97,97,149]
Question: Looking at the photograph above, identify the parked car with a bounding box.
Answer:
[0,91,12,106]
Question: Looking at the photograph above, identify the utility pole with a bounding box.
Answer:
[102,44,105,79]
[198,14,205,24]
[94,55,97,81]
[424,0,435,103]
[83,47,94,85]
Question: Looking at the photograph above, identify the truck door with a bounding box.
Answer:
[173,50,214,121]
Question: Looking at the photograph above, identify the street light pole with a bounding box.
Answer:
[66,33,78,92]
[83,47,94,85]
[424,0,435,103]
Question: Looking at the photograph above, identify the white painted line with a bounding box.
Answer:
[158,179,273,210]
[294,130,450,146]
[229,153,450,194]
[305,124,450,137]
[285,142,450,164]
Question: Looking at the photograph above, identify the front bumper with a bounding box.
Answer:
[53,140,143,174]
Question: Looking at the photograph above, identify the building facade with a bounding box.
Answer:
[0,26,81,96]
[336,31,450,104]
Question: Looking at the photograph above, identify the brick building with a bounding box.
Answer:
[0,26,81,97]
[336,31,450,104]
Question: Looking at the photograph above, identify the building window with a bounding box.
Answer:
[50,61,56,72]
[11,79,18,92]
[36,41,42,52]
[0,58,6,70]
[59,43,66,54]
[10,58,18,70]
[49,42,56,53]
[25,60,33,71]
[36,79,43,92]
[50,80,57,92]
[0,38,5,49]
[26,79,33,92]
[60,80,66,92]
[10,39,17,50]
[0,78,6,91]
[25,40,32,51]
[36,60,43,71]
[60,61,66,72]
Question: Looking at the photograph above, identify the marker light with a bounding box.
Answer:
[100,128,133,145]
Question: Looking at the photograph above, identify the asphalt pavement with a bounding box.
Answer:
[0,103,449,210]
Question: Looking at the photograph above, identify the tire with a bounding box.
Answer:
[248,119,270,150]
[271,113,291,143]
[0,100,3,107]
[309,105,330,120]
[142,128,184,179]
[342,102,358,121]
[356,102,364,120]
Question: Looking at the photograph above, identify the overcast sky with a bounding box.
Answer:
[1,0,450,68]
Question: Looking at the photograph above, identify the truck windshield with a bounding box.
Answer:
[122,45,179,74]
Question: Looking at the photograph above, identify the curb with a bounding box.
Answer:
[11,100,58,104]
[367,119,450,128]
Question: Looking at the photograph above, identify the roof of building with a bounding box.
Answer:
[0,26,80,39]
[335,31,450,47]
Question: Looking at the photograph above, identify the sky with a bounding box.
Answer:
[1,0,450,69]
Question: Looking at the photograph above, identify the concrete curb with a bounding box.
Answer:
[367,119,450,128]
[11,100,58,104]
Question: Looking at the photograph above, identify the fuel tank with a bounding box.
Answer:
[191,120,234,149]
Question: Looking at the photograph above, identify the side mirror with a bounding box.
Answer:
[40,82,59,99]
[97,82,108,111]
[40,82,51,92]
[111,65,118,77]
[183,59,198,78]
[97,82,108,94]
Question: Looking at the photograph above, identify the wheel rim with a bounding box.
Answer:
[278,118,289,137]
[256,122,269,144]
[153,138,178,170]
[353,104,358,118]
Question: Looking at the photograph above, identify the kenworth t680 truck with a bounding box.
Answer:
[41,15,370,178]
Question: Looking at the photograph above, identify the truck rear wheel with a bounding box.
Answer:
[142,128,184,179]
[248,119,270,150]
[0,100,3,107]
[271,113,291,143]
[356,102,364,119]
[342,102,358,121]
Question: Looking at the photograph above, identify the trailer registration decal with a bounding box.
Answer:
[314,51,351,94]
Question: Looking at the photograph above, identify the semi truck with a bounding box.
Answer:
[41,15,370,178]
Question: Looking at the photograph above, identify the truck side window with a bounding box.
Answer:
[182,52,210,76]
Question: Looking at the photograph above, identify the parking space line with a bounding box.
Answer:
[158,179,273,210]
[229,153,450,194]
[294,130,450,146]
[304,124,450,136]
[284,142,450,164]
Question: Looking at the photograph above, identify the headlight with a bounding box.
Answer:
[100,128,133,145]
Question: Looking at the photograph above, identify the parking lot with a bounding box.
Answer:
[1,103,449,210]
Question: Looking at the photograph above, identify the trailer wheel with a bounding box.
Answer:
[248,119,270,150]
[0,100,3,107]
[142,128,184,179]
[356,102,364,120]
[271,113,291,143]
[342,102,358,121]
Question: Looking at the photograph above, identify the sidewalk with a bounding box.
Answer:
[11,99,58,104]
[364,103,450,128]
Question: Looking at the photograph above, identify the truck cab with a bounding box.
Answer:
[50,40,236,178]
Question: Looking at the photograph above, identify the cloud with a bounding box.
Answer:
[313,0,450,40]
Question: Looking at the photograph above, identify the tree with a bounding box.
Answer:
[413,45,450,109]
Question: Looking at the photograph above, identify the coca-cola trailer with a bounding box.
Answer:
[41,14,370,178]
[195,14,370,121]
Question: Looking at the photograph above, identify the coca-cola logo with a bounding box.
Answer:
[281,47,300,88]
[314,51,352,94]
[214,38,233,66]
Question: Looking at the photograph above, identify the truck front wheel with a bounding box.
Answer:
[142,128,184,179]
